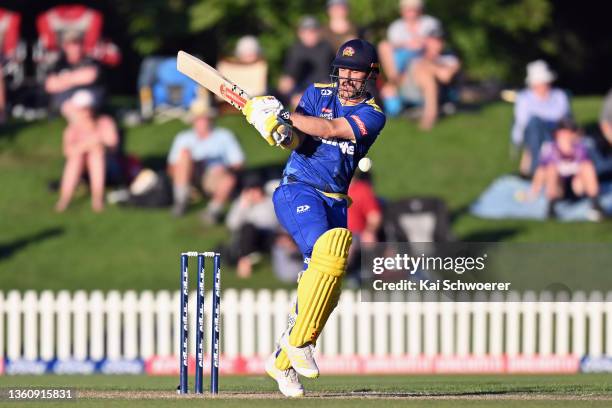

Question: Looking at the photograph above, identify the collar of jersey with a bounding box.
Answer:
[339,96,367,107]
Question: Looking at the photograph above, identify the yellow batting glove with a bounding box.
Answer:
[244,96,284,146]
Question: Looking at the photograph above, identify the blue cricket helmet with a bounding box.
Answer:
[331,38,379,75]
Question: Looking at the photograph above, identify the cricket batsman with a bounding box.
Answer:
[243,39,386,397]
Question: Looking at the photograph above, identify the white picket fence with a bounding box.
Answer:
[1,289,612,363]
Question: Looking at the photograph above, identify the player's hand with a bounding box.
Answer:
[244,96,284,146]
[256,108,294,147]
[272,124,293,146]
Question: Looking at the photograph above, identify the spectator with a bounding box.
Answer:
[578,89,612,182]
[55,90,119,212]
[530,118,603,220]
[271,230,303,283]
[322,0,358,51]
[0,65,5,123]
[167,99,244,220]
[1,7,21,123]
[277,16,335,107]
[348,167,382,244]
[378,0,441,116]
[512,60,571,176]
[399,27,460,130]
[226,174,279,278]
[44,30,104,113]
[347,163,383,283]
[601,89,612,142]
[217,35,267,99]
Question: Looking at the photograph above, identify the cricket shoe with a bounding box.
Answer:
[279,332,319,378]
[265,353,304,397]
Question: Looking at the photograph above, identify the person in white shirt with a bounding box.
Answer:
[511,60,571,176]
[167,99,244,220]
[378,0,442,116]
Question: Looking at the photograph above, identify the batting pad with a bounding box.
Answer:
[289,228,352,347]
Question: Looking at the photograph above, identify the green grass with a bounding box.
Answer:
[0,374,611,407]
[1,97,610,291]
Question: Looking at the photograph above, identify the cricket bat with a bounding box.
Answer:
[176,50,250,112]
[176,50,289,141]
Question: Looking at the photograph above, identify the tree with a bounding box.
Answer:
[115,0,555,85]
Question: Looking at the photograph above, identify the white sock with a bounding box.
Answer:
[173,185,190,205]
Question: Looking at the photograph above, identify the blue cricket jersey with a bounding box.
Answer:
[282,83,386,194]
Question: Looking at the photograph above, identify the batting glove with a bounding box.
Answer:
[244,96,284,146]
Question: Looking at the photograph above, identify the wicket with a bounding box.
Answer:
[178,251,221,395]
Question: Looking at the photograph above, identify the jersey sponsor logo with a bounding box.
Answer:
[342,46,355,57]
[320,107,333,120]
[320,88,333,96]
[296,205,310,214]
[320,138,355,155]
[351,115,368,136]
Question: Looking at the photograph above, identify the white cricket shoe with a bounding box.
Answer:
[265,353,304,397]
[279,332,319,378]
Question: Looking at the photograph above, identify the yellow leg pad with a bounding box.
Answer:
[289,228,352,347]
[274,284,342,370]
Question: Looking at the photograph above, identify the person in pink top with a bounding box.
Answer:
[55,89,119,212]
[530,117,603,220]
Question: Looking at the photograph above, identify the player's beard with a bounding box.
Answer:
[338,79,364,100]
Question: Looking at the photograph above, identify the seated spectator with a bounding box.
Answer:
[226,174,279,278]
[277,16,335,108]
[44,30,104,113]
[512,60,571,176]
[271,230,303,283]
[399,27,460,130]
[322,0,358,51]
[0,63,5,123]
[378,0,441,116]
[217,35,267,100]
[584,88,612,180]
[530,118,603,220]
[601,89,612,142]
[55,90,119,212]
[0,7,21,123]
[167,99,244,221]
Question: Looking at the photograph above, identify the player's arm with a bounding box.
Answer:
[289,112,356,142]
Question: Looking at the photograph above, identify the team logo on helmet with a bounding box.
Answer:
[342,46,355,57]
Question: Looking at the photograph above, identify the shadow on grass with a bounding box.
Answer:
[460,227,523,242]
[347,389,513,397]
[0,227,64,262]
[448,204,523,242]
[0,120,32,144]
